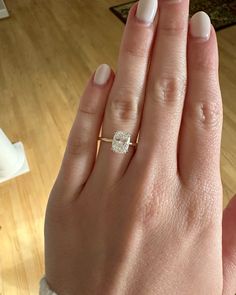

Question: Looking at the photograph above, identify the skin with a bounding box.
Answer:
[43,1,236,294]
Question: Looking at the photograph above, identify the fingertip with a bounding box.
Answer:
[129,1,139,17]
[187,21,219,74]
[126,0,159,28]
[190,11,211,41]
[93,64,113,86]
[188,12,218,49]
[136,0,158,25]
[81,65,114,102]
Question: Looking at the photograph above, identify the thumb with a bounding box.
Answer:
[223,194,236,295]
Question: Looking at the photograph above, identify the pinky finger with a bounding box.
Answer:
[53,64,114,201]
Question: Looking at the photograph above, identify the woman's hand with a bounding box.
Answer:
[43,0,236,294]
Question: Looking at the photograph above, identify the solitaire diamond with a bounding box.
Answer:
[112,131,131,154]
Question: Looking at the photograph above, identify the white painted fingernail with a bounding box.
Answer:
[94,64,111,85]
[136,0,158,24]
[190,11,211,41]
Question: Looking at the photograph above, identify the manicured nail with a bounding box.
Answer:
[190,11,211,41]
[94,64,111,85]
[136,0,158,24]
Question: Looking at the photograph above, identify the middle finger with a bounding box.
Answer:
[136,0,189,176]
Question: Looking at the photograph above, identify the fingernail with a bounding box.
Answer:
[136,0,158,24]
[190,11,211,41]
[94,64,111,85]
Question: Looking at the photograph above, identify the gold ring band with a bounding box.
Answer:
[98,137,137,147]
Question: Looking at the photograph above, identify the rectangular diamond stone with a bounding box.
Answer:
[112,131,131,154]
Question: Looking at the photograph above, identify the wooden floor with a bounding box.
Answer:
[0,0,235,293]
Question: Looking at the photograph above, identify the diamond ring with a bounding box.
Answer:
[98,131,137,154]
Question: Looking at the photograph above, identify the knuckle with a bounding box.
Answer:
[123,39,150,59]
[135,195,160,227]
[132,179,172,228]
[187,100,223,129]
[149,75,186,105]
[182,199,207,233]
[192,52,217,73]
[78,103,98,116]
[109,89,141,121]
[46,196,76,226]
[122,8,154,59]
[67,134,88,156]
[159,18,186,36]
[177,186,220,235]
[199,101,222,128]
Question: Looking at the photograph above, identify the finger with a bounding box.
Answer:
[223,194,236,295]
[135,0,189,176]
[52,64,114,201]
[93,0,158,185]
[179,12,223,188]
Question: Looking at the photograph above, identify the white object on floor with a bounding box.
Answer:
[0,0,9,19]
[39,276,58,295]
[0,129,30,184]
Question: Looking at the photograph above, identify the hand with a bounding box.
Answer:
[43,0,236,294]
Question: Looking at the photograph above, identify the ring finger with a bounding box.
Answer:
[92,0,159,185]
